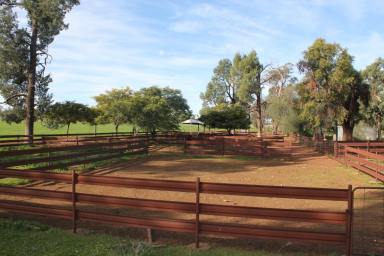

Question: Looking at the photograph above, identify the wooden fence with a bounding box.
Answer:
[0,132,143,148]
[344,146,384,182]
[0,169,353,255]
[184,136,267,156]
[0,136,149,170]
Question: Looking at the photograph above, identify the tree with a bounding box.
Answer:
[267,63,297,97]
[266,85,300,134]
[265,63,298,134]
[201,51,271,137]
[138,86,191,122]
[201,59,236,106]
[298,38,369,140]
[236,51,271,137]
[362,58,384,140]
[130,86,191,136]
[43,101,92,136]
[200,104,250,135]
[94,87,133,134]
[0,0,79,141]
[83,107,101,135]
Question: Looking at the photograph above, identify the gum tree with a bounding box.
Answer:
[362,58,384,140]
[0,0,79,141]
[298,38,369,140]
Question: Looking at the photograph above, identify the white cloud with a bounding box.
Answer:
[37,0,384,114]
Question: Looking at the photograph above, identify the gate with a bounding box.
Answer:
[352,187,384,255]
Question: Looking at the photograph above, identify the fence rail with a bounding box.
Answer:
[0,136,149,170]
[0,169,353,254]
[344,146,384,182]
[184,136,267,156]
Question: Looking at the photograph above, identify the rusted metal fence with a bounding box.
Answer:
[344,146,384,182]
[0,169,353,254]
[184,136,267,156]
[298,136,335,155]
[0,136,149,170]
[0,132,141,147]
[352,187,384,255]
[335,141,384,158]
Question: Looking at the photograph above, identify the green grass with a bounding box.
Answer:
[0,121,135,135]
[0,121,210,135]
[0,178,29,186]
[0,218,317,256]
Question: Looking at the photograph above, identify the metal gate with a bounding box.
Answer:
[352,187,384,255]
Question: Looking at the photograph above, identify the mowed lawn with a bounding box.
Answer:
[0,121,202,135]
[0,218,318,256]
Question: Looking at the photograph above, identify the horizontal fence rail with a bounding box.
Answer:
[344,146,384,182]
[184,136,268,156]
[0,169,353,255]
[0,136,149,170]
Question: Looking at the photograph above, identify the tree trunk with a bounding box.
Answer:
[115,124,119,134]
[342,123,353,141]
[66,123,70,136]
[227,128,231,135]
[94,124,97,135]
[256,93,263,137]
[26,18,38,144]
[377,118,382,141]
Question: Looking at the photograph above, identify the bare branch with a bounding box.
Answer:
[0,93,27,105]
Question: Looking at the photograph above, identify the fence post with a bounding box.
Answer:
[184,136,187,154]
[47,149,51,167]
[146,228,154,243]
[334,141,338,158]
[346,185,353,256]
[344,146,348,167]
[222,138,225,156]
[72,170,78,233]
[195,177,200,249]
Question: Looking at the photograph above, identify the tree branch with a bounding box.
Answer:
[0,93,27,105]
[0,0,21,7]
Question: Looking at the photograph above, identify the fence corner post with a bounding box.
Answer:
[72,170,78,233]
[195,177,200,249]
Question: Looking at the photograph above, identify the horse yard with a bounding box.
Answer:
[0,134,382,256]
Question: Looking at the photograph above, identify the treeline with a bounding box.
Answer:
[200,38,384,140]
[28,86,190,136]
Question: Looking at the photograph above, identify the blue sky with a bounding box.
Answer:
[43,0,384,114]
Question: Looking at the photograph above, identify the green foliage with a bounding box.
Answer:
[0,0,79,132]
[94,86,191,135]
[361,58,384,139]
[0,5,53,123]
[94,87,133,133]
[200,104,250,134]
[200,58,234,106]
[0,107,24,124]
[297,38,369,140]
[130,86,191,135]
[266,86,300,134]
[42,101,93,135]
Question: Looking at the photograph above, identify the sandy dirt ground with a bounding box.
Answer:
[1,144,382,255]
